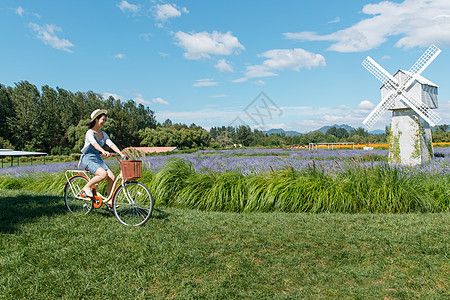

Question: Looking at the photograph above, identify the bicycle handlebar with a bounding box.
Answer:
[108,153,128,161]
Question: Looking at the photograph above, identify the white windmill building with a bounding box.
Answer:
[362,45,442,165]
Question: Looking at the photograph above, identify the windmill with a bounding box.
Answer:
[362,44,441,165]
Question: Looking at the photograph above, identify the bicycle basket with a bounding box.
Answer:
[120,160,142,179]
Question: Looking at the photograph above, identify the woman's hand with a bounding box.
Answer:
[119,152,126,160]
[102,151,111,157]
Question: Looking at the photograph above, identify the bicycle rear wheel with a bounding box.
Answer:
[112,181,153,226]
[64,175,93,214]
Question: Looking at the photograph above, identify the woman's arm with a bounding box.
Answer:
[103,131,126,159]
[91,142,110,157]
[109,144,126,159]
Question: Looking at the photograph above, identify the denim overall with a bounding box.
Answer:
[79,134,110,175]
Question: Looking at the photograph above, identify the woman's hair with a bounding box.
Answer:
[86,113,107,129]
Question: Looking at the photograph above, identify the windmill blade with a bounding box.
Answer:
[393,45,441,104]
[408,44,441,75]
[400,91,441,127]
[362,56,399,86]
[363,90,397,129]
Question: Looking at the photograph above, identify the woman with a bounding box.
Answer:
[80,109,126,208]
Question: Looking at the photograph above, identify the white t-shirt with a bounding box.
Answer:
[81,129,115,154]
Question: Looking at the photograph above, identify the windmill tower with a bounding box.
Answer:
[362,45,442,165]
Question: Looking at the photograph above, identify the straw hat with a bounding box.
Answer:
[90,109,107,122]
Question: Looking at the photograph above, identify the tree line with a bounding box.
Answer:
[1,81,449,153]
[0,81,156,153]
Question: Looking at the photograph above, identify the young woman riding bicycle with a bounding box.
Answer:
[80,109,126,208]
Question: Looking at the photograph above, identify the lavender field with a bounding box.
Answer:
[1,148,449,213]
[2,147,450,177]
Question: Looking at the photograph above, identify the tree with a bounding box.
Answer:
[139,125,209,149]
[1,81,160,152]
[300,130,324,144]
[179,126,210,148]
[325,127,337,137]
[40,85,62,152]
[250,129,267,146]
[235,125,253,146]
[139,127,180,147]
[0,84,14,141]
[9,81,42,151]
[102,98,156,148]
[324,134,337,143]
[216,131,233,147]
[336,127,349,139]
[437,124,449,132]
[353,127,369,137]
[162,119,173,127]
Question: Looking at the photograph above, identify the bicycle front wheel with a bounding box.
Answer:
[64,175,93,215]
[112,181,154,226]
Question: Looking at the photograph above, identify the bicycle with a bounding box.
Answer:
[63,155,153,226]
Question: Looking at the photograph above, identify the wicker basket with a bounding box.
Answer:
[120,160,142,179]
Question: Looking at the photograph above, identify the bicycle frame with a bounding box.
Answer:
[64,161,137,208]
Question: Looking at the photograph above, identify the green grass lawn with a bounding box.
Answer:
[0,189,448,299]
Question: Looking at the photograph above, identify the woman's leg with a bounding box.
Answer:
[84,168,108,195]
[105,169,115,201]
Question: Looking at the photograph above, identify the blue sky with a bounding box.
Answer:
[1,0,450,132]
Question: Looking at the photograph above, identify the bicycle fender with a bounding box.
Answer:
[64,174,89,191]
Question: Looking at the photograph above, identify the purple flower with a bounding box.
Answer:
[2,147,449,177]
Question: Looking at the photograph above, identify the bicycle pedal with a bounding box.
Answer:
[92,195,103,208]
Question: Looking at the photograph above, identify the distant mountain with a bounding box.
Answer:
[263,125,384,136]
[264,128,302,136]
[316,124,355,134]
[369,129,385,135]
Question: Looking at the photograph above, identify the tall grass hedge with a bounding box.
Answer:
[0,159,448,213]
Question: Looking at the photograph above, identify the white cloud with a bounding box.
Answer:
[254,80,265,85]
[134,94,169,105]
[154,3,188,22]
[193,79,219,87]
[174,30,245,60]
[209,94,227,98]
[260,48,326,71]
[139,33,152,41]
[280,106,313,110]
[117,1,139,13]
[274,101,392,132]
[244,65,278,78]
[156,109,282,129]
[358,100,375,110]
[233,48,325,83]
[158,52,170,57]
[283,0,450,52]
[115,53,126,59]
[214,58,234,72]
[134,93,152,105]
[156,109,239,124]
[16,6,24,16]
[328,17,341,24]
[334,105,350,110]
[152,97,169,105]
[232,77,249,83]
[29,23,74,53]
[155,99,394,132]
[102,92,125,101]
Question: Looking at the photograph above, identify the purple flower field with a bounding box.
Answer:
[2,147,450,177]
